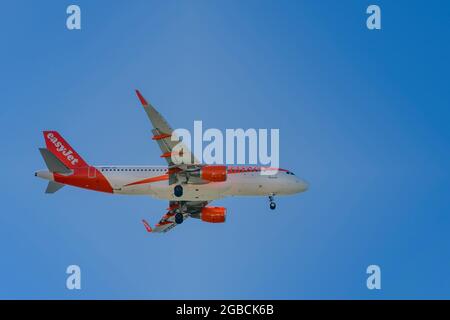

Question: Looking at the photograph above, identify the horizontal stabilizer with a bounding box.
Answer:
[39,148,71,173]
[45,181,65,194]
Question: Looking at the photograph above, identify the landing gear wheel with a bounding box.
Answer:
[269,195,276,210]
[174,185,183,197]
[175,212,183,224]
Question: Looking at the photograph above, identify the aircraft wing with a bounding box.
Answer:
[142,201,208,233]
[135,90,199,171]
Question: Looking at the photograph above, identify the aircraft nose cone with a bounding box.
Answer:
[296,179,309,192]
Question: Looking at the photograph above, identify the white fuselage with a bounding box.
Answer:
[94,165,308,201]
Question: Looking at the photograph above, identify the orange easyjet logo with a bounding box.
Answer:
[46,132,79,166]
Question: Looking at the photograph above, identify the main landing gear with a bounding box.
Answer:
[175,212,184,224]
[174,185,183,197]
[269,195,276,210]
[174,201,185,224]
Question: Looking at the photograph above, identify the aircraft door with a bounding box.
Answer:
[88,166,97,179]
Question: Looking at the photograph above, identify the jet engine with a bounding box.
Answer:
[201,206,226,223]
[198,165,227,182]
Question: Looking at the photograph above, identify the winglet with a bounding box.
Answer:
[142,219,153,233]
[135,90,148,106]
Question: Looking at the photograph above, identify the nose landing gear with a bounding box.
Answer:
[269,195,276,210]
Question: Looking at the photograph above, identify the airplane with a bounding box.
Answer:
[35,90,309,233]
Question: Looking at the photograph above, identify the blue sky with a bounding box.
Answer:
[0,0,449,299]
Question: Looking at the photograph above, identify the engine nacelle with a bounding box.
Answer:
[201,206,226,223]
[200,165,227,182]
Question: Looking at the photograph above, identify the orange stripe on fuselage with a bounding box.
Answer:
[124,174,169,187]
[226,166,287,174]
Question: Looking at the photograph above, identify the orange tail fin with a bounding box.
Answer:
[43,131,88,169]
